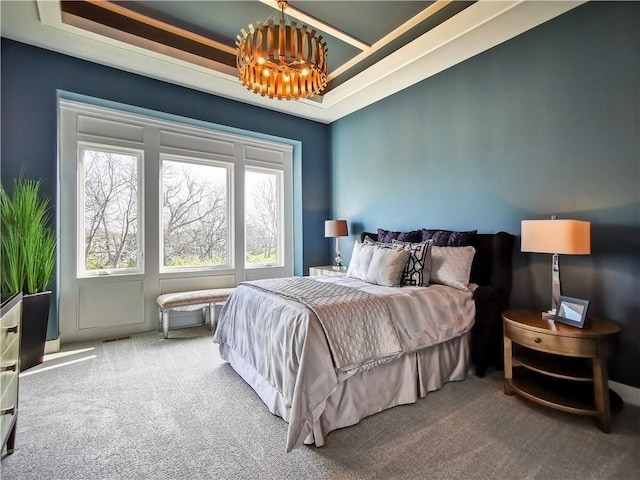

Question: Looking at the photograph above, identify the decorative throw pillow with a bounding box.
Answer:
[377,228,422,244]
[421,229,477,247]
[429,245,476,291]
[392,240,432,286]
[365,245,410,287]
[346,242,375,281]
[363,235,377,246]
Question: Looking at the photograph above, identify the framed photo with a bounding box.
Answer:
[554,296,589,328]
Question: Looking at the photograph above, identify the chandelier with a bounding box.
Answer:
[236,1,328,100]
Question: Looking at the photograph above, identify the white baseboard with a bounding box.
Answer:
[44,337,60,354]
[610,380,640,407]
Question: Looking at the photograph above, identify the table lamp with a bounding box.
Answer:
[325,220,348,269]
[521,216,590,317]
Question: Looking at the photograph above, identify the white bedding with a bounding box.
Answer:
[213,274,475,451]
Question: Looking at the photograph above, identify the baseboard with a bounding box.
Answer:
[44,337,60,354]
[610,380,640,407]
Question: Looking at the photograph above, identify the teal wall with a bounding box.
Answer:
[2,2,638,387]
[1,39,331,341]
[331,2,639,386]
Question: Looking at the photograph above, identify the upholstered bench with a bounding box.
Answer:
[156,288,235,339]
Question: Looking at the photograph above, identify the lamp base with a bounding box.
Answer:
[541,310,558,331]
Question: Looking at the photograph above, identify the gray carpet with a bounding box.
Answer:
[1,326,638,480]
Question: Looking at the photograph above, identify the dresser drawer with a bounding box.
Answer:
[1,302,21,358]
[0,336,20,399]
[0,372,18,442]
[505,322,597,357]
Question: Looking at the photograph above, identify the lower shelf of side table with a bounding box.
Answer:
[509,368,622,416]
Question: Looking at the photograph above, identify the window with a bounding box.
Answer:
[78,144,143,276]
[61,98,293,284]
[245,168,283,267]
[60,99,296,342]
[161,155,231,270]
[60,98,294,342]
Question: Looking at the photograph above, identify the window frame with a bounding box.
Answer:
[244,165,285,269]
[76,141,145,278]
[61,97,294,289]
[159,153,235,273]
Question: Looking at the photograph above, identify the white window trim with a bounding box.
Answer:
[244,166,285,269]
[159,153,235,273]
[76,142,145,278]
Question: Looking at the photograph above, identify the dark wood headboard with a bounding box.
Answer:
[360,230,515,377]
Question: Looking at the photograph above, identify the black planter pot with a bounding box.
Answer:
[20,291,51,372]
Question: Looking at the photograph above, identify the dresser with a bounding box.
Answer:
[502,309,620,432]
[1,292,22,455]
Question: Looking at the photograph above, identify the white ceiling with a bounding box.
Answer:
[1,1,584,124]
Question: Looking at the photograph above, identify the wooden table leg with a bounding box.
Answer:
[592,354,611,433]
[503,333,514,395]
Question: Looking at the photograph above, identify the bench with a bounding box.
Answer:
[156,288,235,339]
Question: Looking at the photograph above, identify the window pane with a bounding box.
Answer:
[245,169,281,266]
[82,148,140,272]
[162,159,229,268]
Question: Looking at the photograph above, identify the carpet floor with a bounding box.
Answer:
[1,326,638,480]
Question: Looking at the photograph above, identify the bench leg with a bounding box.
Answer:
[162,310,170,339]
[209,303,217,332]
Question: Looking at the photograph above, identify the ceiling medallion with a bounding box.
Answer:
[236,1,328,100]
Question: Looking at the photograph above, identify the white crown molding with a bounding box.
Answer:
[1,1,584,124]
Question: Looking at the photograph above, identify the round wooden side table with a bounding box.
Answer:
[502,309,620,432]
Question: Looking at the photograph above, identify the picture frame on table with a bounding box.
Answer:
[554,295,589,328]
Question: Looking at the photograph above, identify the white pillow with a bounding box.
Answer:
[346,242,374,281]
[430,246,476,291]
[365,245,410,287]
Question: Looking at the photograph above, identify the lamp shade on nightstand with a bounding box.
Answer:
[521,219,590,255]
[325,220,348,238]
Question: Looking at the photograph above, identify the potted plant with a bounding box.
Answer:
[1,178,56,371]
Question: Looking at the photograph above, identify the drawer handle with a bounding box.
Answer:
[1,362,17,372]
[0,406,15,416]
[534,337,542,343]
[5,325,18,334]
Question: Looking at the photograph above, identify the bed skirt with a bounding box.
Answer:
[220,331,470,448]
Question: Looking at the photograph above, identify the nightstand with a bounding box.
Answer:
[502,309,620,432]
[309,265,347,276]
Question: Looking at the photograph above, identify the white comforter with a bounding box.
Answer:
[213,275,475,451]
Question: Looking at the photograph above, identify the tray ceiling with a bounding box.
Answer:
[1,1,584,123]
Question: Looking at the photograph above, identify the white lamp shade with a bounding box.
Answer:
[325,220,348,237]
[521,219,590,255]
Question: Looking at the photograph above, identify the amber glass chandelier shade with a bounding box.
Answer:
[236,6,328,100]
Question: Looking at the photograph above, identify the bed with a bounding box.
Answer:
[213,229,514,451]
